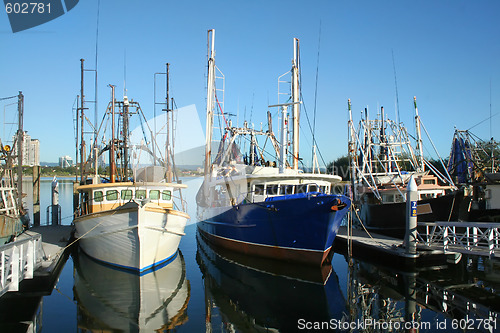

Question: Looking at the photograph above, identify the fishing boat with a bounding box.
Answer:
[0,92,29,245]
[196,30,351,266]
[73,69,189,274]
[0,145,28,245]
[347,98,461,237]
[447,129,500,221]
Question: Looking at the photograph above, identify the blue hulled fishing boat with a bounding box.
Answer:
[196,30,350,266]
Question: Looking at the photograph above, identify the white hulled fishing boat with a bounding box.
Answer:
[73,67,188,274]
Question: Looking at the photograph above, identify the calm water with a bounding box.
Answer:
[9,177,500,332]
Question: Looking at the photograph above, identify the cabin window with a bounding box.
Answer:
[121,190,132,201]
[309,184,318,192]
[420,193,435,199]
[254,185,265,195]
[94,191,103,202]
[162,190,172,201]
[150,190,160,200]
[283,185,294,195]
[319,186,326,194]
[296,184,308,194]
[424,179,436,185]
[266,184,279,196]
[395,194,405,203]
[106,190,118,201]
[136,190,147,199]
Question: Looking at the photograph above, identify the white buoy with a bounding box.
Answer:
[405,175,418,256]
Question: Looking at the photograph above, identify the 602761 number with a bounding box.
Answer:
[5,2,51,14]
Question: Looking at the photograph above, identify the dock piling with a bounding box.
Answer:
[46,177,61,225]
[405,175,418,257]
[32,166,40,226]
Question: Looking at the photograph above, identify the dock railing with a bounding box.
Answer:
[417,221,500,257]
[0,233,42,297]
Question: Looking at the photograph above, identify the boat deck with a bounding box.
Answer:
[334,226,461,269]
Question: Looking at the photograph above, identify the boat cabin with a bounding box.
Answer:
[360,174,450,204]
[251,181,333,203]
[76,182,174,215]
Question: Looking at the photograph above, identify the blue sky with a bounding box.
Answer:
[1,0,499,166]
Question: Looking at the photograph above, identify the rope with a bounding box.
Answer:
[48,210,117,259]
[350,202,399,247]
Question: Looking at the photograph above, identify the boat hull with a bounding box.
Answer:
[197,194,350,266]
[0,214,25,245]
[359,190,464,238]
[74,202,188,274]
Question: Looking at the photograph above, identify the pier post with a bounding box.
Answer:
[51,177,60,225]
[32,166,40,226]
[405,175,418,256]
[73,181,79,218]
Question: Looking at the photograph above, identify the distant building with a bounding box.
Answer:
[59,155,74,168]
[11,131,40,166]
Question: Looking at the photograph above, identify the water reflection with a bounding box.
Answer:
[346,257,500,332]
[73,249,190,332]
[196,231,346,332]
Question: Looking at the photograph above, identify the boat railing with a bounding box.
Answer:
[0,233,42,297]
[0,187,19,216]
[417,221,500,257]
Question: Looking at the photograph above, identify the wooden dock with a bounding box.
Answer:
[333,226,462,269]
[19,225,74,294]
[0,225,74,332]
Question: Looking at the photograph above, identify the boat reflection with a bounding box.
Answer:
[347,257,500,329]
[73,248,190,332]
[196,231,347,332]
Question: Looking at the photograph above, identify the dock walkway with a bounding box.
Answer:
[334,226,461,268]
[0,225,73,332]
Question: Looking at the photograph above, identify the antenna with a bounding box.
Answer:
[490,78,492,139]
[391,49,400,125]
[123,49,127,96]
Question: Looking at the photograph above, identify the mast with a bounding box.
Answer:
[413,96,424,172]
[16,91,23,210]
[279,106,288,173]
[347,99,357,201]
[166,63,173,183]
[123,96,129,181]
[291,38,300,170]
[204,29,216,177]
[80,59,85,182]
[380,106,387,172]
[109,84,116,183]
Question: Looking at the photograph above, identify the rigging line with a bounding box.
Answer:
[467,112,499,131]
[391,49,401,126]
[0,96,17,101]
[71,96,78,142]
[298,121,328,168]
[299,93,327,167]
[249,92,255,125]
[311,20,321,168]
